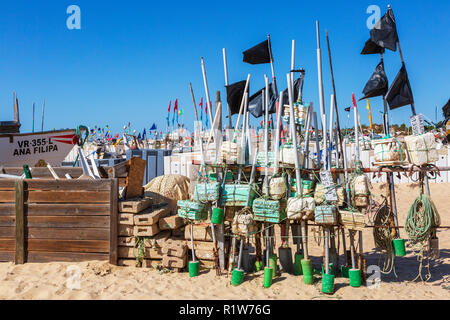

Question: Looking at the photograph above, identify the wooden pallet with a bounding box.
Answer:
[119,197,154,214]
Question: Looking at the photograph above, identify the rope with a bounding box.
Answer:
[405,193,441,282]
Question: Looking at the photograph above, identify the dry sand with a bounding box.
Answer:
[0,182,449,300]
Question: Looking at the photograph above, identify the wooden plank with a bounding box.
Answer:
[27,191,110,203]
[0,238,15,251]
[26,216,109,228]
[144,230,171,248]
[0,191,15,202]
[0,180,16,189]
[0,204,15,216]
[26,203,110,216]
[118,246,163,259]
[27,239,109,253]
[134,225,160,237]
[118,237,136,247]
[3,168,84,179]
[133,205,170,226]
[26,180,112,191]
[0,216,15,227]
[159,215,185,230]
[0,227,15,238]
[27,228,109,240]
[27,252,109,263]
[124,157,146,199]
[107,161,129,179]
[0,251,15,262]
[110,179,118,265]
[119,197,154,213]
[15,180,25,265]
[118,213,134,225]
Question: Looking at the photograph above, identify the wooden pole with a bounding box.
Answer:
[32,103,35,133]
[189,82,206,166]
[325,30,345,168]
[15,180,25,265]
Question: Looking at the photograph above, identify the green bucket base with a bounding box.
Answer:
[393,238,406,257]
[263,267,273,288]
[322,273,335,294]
[189,261,200,278]
[301,259,314,285]
[340,266,350,278]
[269,254,278,278]
[255,260,263,272]
[349,269,362,287]
[293,253,303,276]
[211,208,224,225]
[231,269,244,286]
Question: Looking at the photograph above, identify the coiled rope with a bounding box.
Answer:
[405,193,441,282]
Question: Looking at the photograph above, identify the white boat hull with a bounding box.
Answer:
[0,130,77,167]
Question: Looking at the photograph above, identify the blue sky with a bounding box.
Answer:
[0,0,448,135]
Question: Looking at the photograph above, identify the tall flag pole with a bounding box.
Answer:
[32,102,35,133]
[41,99,45,132]
[223,48,233,129]
[366,99,374,134]
[201,57,214,127]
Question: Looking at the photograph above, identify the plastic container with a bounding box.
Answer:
[349,269,362,287]
[301,259,314,285]
[322,273,335,294]
[211,208,224,225]
[231,269,245,286]
[189,261,200,278]
[263,267,273,288]
[393,238,406,257]
[293,253,303,276]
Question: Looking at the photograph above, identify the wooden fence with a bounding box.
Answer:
[0,179,118,265]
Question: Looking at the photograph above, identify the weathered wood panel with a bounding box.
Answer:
[27,239,109,253]
[27,228,109,241]
[26,180,112,192]
[27,252,109,263]
[27,191,110,203]
[0,227,15,238]
[26,203,110,216]
[26,216,109,229]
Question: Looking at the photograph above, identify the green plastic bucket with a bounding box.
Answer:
[293,253,303,276]
[393,239,406,257]
[269,254,278,278]
[349,269,362,287]
[231,269,244,286]
[255,260,263,272]
[189,261,200,278]
[340,266,350,278]
[322,273,335,294]
[211,208,224,225]
[263,267,273,288]
[301,259,314,285]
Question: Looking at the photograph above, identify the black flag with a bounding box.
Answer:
[360,60,389,100]
[443,99,450,118]
[344,107,351,112]
[243,40,271,65]
[280,77,303,106]
[385,64,414,110]
[361,39,385,55]
[226,80,247,116]
[248,83,277,118]
[370,8,399,52]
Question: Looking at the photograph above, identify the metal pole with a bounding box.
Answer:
[267,34,278,94]
[41,99,45,132]
[222,48,233,129]
[264,76,270,196]
[201,57,214,128]
[313,112,321,169]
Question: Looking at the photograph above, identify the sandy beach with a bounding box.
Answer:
[0,182,449,300]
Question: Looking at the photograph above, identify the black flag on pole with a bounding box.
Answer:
[226,80,248,116]
[360,60,389,100]
[280,78,303,106]
[442,99,450,118]
[385,64,414,110]
[248,83,277,118]
[370,8,399,52]
[243,40,271,65]
[361,39,385,55]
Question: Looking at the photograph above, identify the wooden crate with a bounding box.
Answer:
[159,215,185,230]
[134,224,160,237]
[133,205,170,226]
[118,246,163,259]
[0,179,118,265]
[184,224,214,242]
